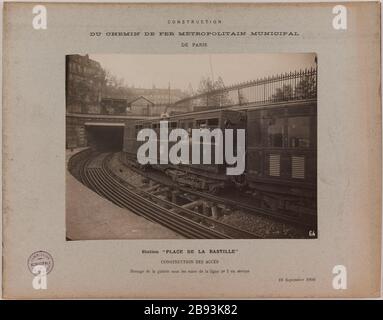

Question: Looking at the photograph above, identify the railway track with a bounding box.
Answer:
[69,150,262,239]
[117,153,316,229]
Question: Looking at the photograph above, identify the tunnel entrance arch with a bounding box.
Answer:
[85,122,124,152]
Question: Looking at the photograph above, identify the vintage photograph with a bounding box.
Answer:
[66,53,317,240]
[3,1,381,299]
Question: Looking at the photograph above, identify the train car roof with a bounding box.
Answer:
[128,99,316,125]
[132,108,242,124]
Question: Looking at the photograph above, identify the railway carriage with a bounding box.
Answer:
[123,101,317,216]
[123,109,246,192]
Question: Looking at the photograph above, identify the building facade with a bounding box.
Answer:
[66,54,106,114]
[127,96,155,116]
[66,54,107,147]
[129,87,185,105]
[101,98,128,115]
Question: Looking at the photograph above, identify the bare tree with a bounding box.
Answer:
[197,76,232,108]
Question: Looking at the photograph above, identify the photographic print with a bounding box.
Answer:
[66,53,317,240]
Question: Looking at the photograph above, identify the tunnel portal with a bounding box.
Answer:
[85,123,124,152]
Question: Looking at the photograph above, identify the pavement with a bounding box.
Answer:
[66,149,183,240]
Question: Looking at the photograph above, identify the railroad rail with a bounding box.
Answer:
[117,154,316,229]
[68,149,262,239]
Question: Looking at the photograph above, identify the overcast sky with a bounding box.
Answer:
[89,53,316,92]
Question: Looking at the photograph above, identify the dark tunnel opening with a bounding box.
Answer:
[86,125,124,152]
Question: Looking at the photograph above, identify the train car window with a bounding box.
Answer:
[135,124,143,134]
[267,118,284,147]
[196,119,207,128]
[254,119,262,146]
[207,118,219,127]
[180,121,192,130]
[288,117,310,148]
